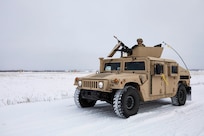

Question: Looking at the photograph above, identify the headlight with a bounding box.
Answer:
[98,82,103,89]
[78,81,82,87]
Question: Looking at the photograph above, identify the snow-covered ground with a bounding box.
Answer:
[0,71,204,136]
[0,72,89,106]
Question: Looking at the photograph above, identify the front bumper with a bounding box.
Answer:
[80,89,113,104]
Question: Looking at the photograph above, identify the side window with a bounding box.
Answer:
[125,62,145,70]
[172,66,178,74]
[154,64,164,75]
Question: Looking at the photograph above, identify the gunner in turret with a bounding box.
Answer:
[131,38,145,50]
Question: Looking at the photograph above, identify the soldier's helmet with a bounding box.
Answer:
[137,38,143,43]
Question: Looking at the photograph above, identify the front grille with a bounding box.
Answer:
[83,81,98,89]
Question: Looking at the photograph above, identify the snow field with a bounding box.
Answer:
[0,71,204,136]
[0,72,89,106]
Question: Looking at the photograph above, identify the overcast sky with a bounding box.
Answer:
[0,0,204,70]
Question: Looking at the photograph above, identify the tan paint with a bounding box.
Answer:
[74,45,191,102]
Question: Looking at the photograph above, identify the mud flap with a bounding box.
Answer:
[186,86,192,101]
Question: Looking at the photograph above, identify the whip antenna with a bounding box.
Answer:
[163,42,189,71]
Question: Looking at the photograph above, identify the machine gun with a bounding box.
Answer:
[108,36,131,57]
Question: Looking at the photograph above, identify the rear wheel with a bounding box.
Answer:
[171,84,187,106]
[113,86,140,118]
[74,88,96,108]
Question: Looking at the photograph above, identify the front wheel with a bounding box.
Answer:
[74,88,96,108]
[171,84,187,106]
[113,86,140,118]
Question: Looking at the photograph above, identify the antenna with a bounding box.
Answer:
[163,42,189,71]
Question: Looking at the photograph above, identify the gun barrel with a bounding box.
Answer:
[113,36,120,42]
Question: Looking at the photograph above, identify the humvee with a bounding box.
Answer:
[74,37,191,118]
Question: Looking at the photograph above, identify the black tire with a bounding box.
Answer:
[171,84,187,106]
[113,86,140,118]
[74,88,96,108]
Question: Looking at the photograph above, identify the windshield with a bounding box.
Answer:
[104,62,121,71]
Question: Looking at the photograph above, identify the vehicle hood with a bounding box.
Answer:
[80,72,143,80]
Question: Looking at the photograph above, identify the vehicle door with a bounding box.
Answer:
[151,62,166,95]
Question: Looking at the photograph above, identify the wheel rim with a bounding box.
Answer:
[126,95,135,110]
[179,90,184,101]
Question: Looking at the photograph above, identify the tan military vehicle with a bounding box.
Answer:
[74,37,191,118]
